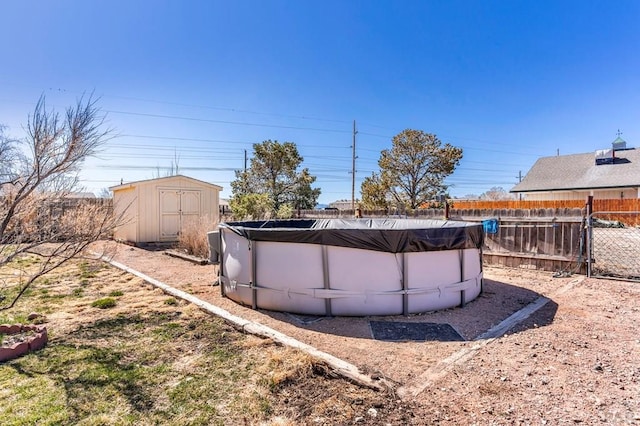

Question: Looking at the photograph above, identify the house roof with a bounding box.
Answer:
[65,192,96,199]
[109,174,223,191]
[511,148,640,193]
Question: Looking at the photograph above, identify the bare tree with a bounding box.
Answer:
[0,95,120,310]
[480,186,515,201]
[97,187,112,199]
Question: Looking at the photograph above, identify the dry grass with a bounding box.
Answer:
[177,215,217,259]
[256,347,316,389]
[0,256,398,425]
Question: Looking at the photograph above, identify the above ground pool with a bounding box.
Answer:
[211,218,484,316]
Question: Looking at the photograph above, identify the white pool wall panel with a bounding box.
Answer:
[406,250,460,313]
[221,230,253,305]
[327,246,404,316]
[254,241,327,315]
[405,248,482,313]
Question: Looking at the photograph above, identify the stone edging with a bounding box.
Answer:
[164,250,209,265]
[0,324,48,362]
[100,255,387,392]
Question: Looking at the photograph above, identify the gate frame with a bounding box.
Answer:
[587,209,640,280]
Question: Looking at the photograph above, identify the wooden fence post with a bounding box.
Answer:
[586,195,593,277]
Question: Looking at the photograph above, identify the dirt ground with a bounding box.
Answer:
[97,242,640,424]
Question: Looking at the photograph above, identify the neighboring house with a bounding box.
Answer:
[511,137,640,200]
[329,199,358,210]
[0,185,95,204]
[219,198,230,215]
[110,175,222,244]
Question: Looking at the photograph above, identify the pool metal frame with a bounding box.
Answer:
[213,223,483,316]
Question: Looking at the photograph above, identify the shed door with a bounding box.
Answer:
[159,190,202,240]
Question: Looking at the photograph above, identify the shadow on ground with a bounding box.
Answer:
[258,279,558,342]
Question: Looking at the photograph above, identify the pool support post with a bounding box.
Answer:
[250,240,257,309]
[321,245,332,316]
[459,249,466,307]
[402,252,409,316]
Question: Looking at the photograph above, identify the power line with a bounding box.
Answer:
[116,134,351,150]
[3,86,545,201]
[33,84,354,124]
[105,109,352,134]
[357,130,548,155]
[96,165,238,171]
[3,88,554,156]
[358,131,543,157]
[106,95,353,125]
[0,84,352,125]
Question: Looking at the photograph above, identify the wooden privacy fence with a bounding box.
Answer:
[299,203,590,273]
[456,215,586,273]
[452,199,640,226]
[590,199,640,227]
[451,200,586,210]
[452,203,589,272]
[295,198,640,273]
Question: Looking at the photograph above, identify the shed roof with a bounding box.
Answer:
[109,174,223,192]
[511,148,640,193]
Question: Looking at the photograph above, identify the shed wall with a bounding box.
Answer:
[113,187,138,242]
[112,176,220,243]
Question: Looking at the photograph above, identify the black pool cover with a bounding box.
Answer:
[219,218,483,254]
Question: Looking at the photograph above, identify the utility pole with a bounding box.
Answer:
[518,170,522,201]
[241,149,248,195]
[351,120,358,211]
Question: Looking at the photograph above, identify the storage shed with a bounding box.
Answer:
[110,175,223,244]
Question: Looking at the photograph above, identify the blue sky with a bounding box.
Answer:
[1,1,638,204]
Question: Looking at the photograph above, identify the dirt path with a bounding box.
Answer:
[98,242,640,423]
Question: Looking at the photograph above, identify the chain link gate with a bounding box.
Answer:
[587,211,640,281]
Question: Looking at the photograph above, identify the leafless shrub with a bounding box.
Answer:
[177,215,218,259]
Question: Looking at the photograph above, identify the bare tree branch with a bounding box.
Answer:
[0,95,121,310]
